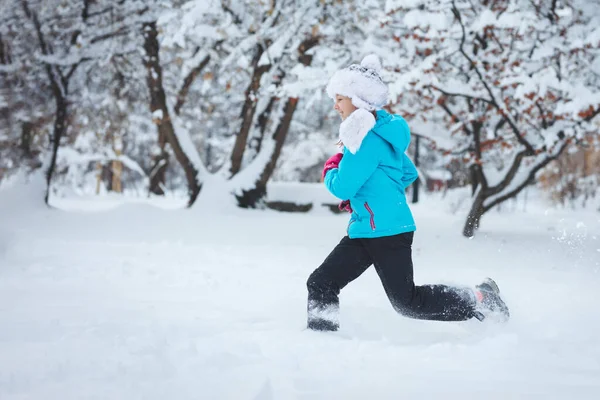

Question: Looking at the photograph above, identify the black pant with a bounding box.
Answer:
[306,232,476,331]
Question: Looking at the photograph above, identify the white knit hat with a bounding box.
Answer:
[326,54,388,111]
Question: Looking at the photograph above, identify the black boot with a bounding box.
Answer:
[307,301,339,331]
[307,318,339,332]
[472,278,510,322]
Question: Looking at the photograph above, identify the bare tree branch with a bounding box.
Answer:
[69,0,91,46]
[437,97,473,136]
[451,0,536,155]
[429,85,494,106]
[535,101,548,129]
[174,55,211,116]
[493,117,507,137]
[528,32,539,59]
[90,27,131,44]
[483,140,569,212]
[486,149,527,197]
[88,6,113,19]
[222,1,242,25]
[64,64,79,82]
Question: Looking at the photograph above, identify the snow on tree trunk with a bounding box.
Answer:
[234,97,299,208]
[142,21,202,206]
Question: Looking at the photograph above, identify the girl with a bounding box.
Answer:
[306,55,509,331]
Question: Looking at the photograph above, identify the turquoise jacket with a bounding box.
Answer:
[324,110,418,238]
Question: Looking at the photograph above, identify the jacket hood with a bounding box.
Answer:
[372,109,411,153]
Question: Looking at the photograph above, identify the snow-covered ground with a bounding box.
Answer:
[1,181,599,399]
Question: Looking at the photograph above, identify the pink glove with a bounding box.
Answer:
[338,200,352,213]
[322,153,343,180]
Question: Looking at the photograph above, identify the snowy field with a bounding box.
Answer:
[1,182,599,399]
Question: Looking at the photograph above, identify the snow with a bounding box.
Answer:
[284,65,330,97]
[179,49,209,85]
[265,182,337,205]
[229,133,278,193]
[151,109,163,120]
[159,0,223,48]
[169,105,208,179]
[57,147,148,178]
[425,169,452,181]
[257,26,295,68]
[384,0,424,13]
[403,9,449,31]
[1,182,599,399]
[0,64,19,73]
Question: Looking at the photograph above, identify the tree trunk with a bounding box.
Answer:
[44,95,68,205]
[148,152,168,195]
[101,163,113,192]
[20,122,33,157]
[229,44,270,177]
[111,159,122,193]
[148,124,168,195]
[142,21,201,206]
[463,191,485,237]
[95,161,103,195]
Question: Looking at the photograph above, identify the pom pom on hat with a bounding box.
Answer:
[326,54,388,111]
[360,54,382,73]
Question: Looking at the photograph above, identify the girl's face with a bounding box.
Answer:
[333,95,357,121]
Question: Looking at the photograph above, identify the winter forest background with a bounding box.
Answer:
[2,1,600,398]
[1,0,599,236]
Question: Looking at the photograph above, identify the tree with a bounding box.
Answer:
[0,5,51,183]
[386,0,600,236]
[147,0,327,208]
[2,0,154,203]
